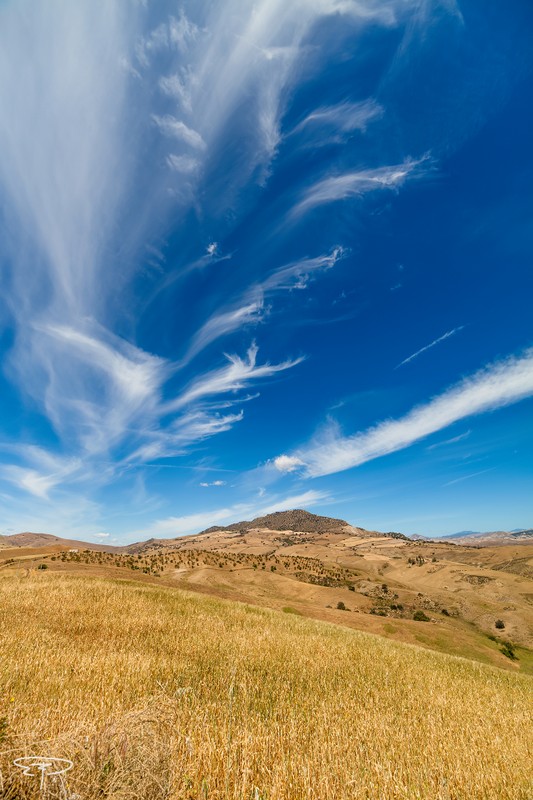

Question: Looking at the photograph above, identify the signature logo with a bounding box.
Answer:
[13,756,74,796]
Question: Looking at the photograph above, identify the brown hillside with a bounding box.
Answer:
[0,531,121,552]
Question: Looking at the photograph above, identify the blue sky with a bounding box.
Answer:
[0,0,532,543]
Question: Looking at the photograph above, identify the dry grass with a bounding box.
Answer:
[0,572,531,800]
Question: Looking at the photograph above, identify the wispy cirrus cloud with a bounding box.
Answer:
[275,348,533,478]
[117,343,301,467]
[396,325,465,368]
[443,467,495,487]
[291,99,383,142]
[0,466,64,500]
[180,248,344,367]
[290,159,430,219]
[181,302,266,366]
[426,430,471,450]
[0,445,83,500]
[167,343,303,413]
[259,248,345,293]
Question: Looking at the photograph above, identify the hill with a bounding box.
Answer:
[201,508,411,539]
[200,508,351,534]
[0,531,121,552]
[0,572,531,800]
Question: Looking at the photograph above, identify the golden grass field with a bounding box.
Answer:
[0,571,532,799]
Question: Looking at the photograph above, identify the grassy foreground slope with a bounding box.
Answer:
[0,574,531,800]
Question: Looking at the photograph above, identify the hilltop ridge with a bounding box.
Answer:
[200,508,350,535]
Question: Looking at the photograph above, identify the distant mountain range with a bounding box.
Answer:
[434,529,533,545]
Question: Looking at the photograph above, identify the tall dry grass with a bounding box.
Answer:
[0,572,531,799]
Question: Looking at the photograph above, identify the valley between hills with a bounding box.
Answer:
[2,509,532,674]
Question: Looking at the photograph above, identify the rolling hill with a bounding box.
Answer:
[0,531,121,552]
[2,509,532,674]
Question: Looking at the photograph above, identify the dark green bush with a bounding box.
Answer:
[499,641,517,660]
[413,610,430,622]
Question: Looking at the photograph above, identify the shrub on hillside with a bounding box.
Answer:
[495,619,505,630]
[500,641,517,661]
[413,610,430,622]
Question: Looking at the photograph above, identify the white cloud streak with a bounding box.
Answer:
[182,302,265,365]
[426,430,471,450]
[291,99,383,139]
[291,159,429,219]
[283,349,533,477]
[396,325,464,368]
[443,468,495,487]
[180,248,344,367]
[167,343,303,413]
[0,467,63,500]
[33,322,168,455]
